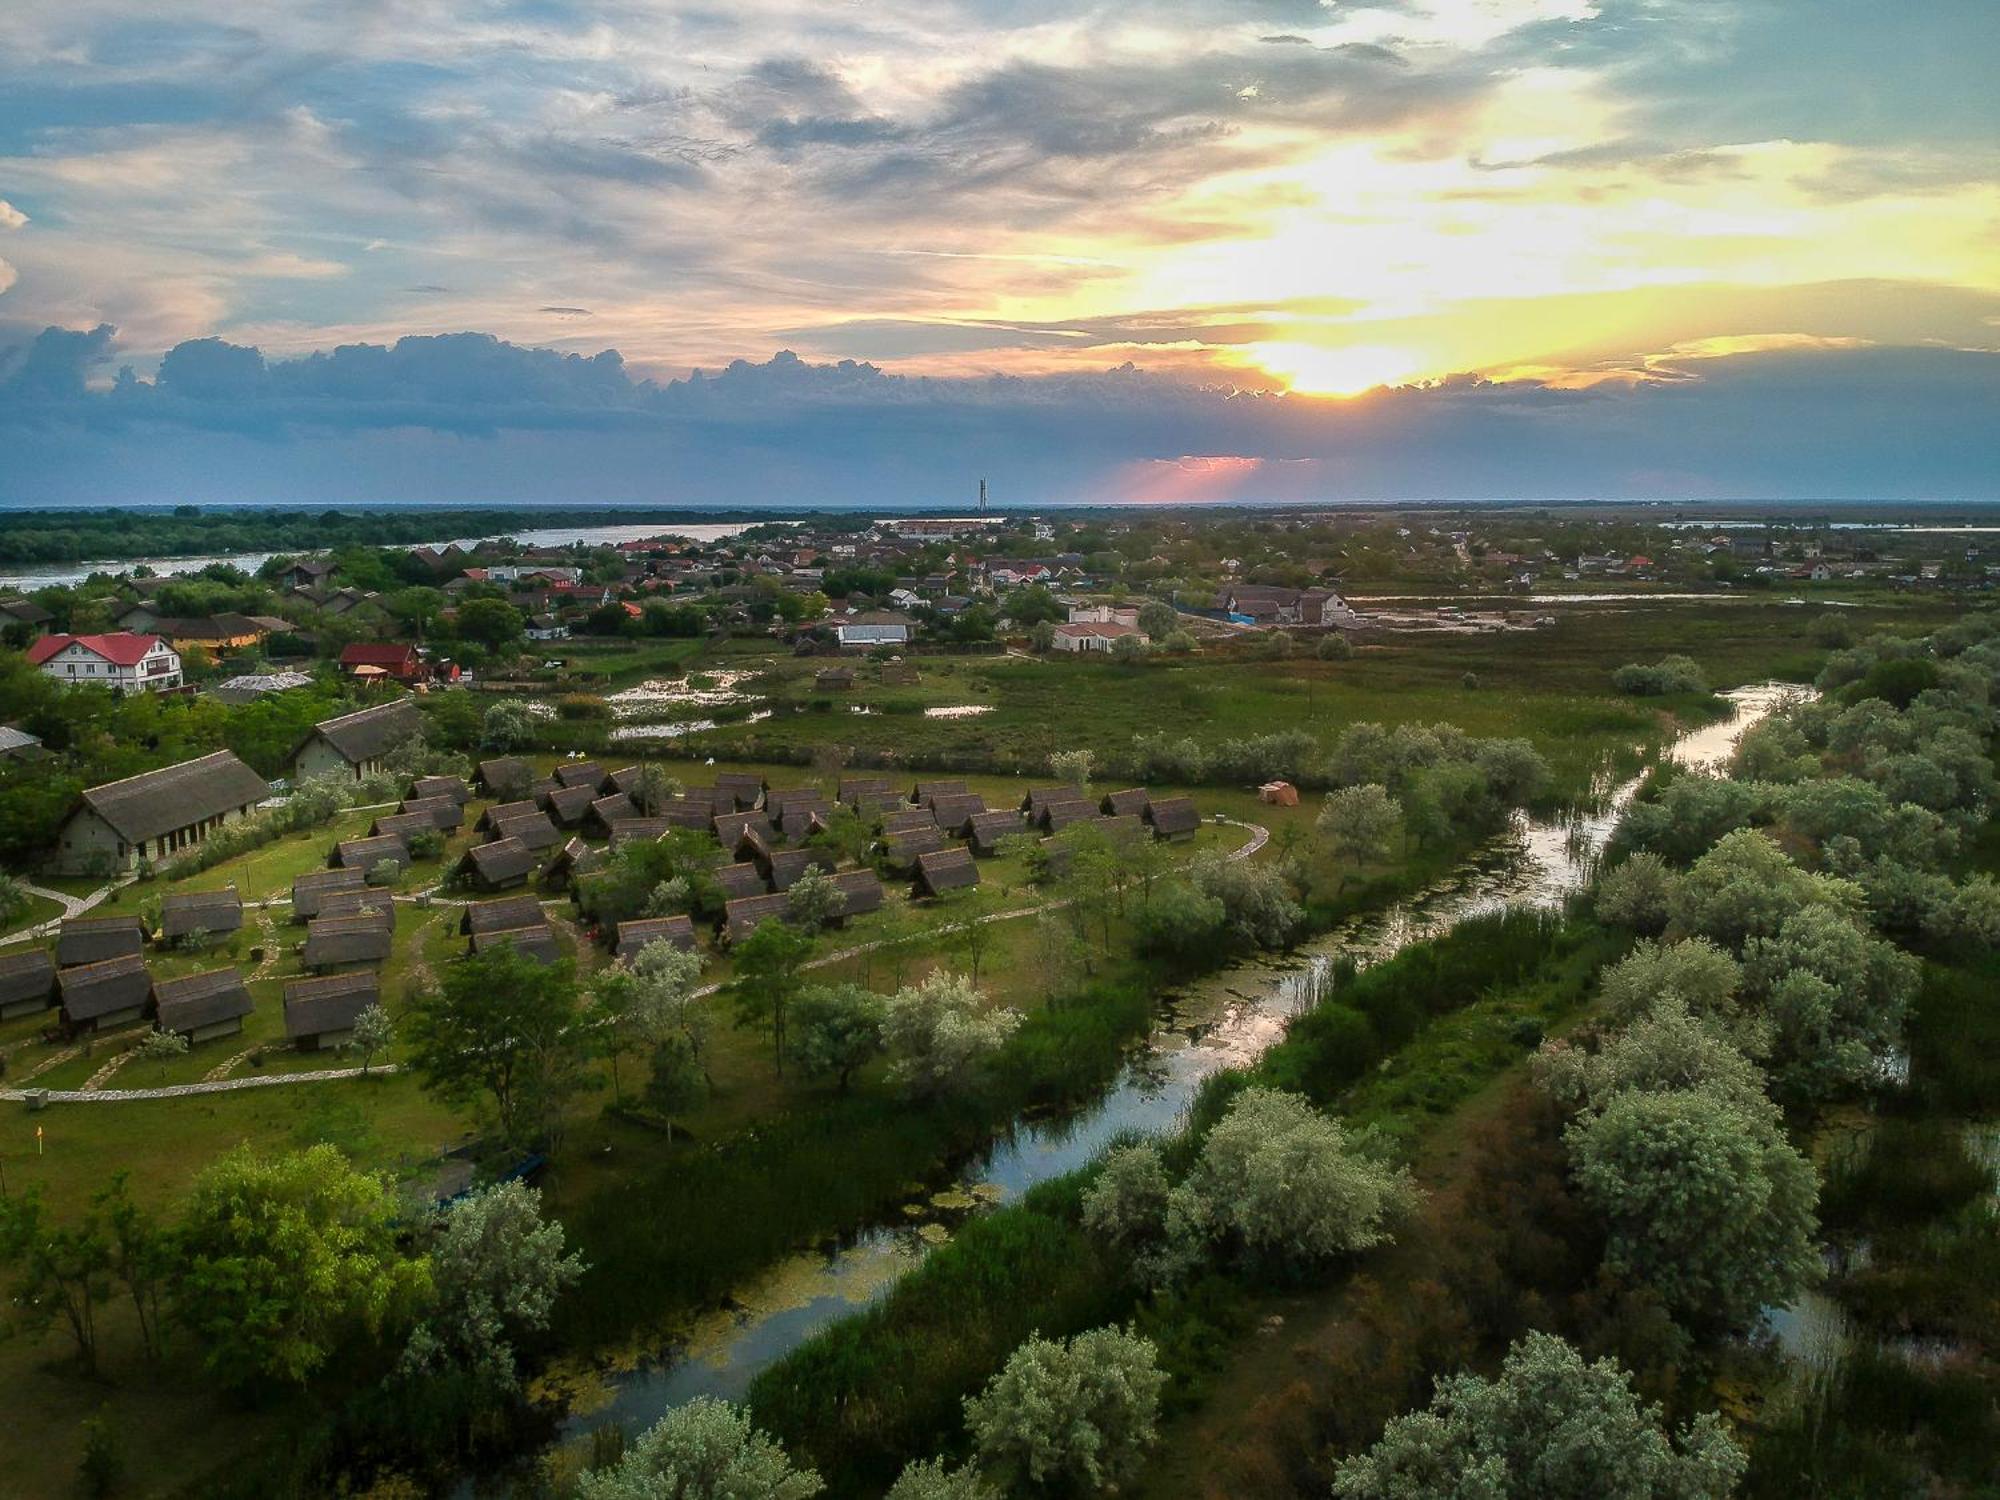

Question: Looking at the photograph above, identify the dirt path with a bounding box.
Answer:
[683,818,1270,1000]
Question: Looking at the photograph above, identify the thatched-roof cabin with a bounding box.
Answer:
[302,914,393,971]
[410,773,470,806]
[333,834,408,874]
[292,866,364,920]
[58,914,144,967]
[399,794,464,831]
[0,947,57,1020]
[58,953,153,1032]
[967,811,1025,856]
[160,887,244,944]
[153,966,254,1043]
[284,971,377,1050]
[1146,796,1201,840]
[460,893,546,937]
[914,847,979,897]
[460,837,536,892]
[613,915,697,958]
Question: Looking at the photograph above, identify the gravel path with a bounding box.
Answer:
[2,1064,402,1104]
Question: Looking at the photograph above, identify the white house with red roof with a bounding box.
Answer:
[26,633,183,692]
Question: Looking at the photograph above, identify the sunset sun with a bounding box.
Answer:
[1239,341,1428,397]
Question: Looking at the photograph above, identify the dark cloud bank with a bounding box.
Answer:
[1,326,1995,504]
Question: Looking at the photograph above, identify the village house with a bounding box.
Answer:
[112,607,271,653]
[291,867,365,921]
[277,558,336,591]
[1067,603,1141,628]
[613,915,697,958]
[283,971,378,1050]
[833,611,914,648]
[338,641,426,683]
[1050,621,1144,653]
[290,698,426,782]
[58,914,143,966]
[159,887,244,945]
[0,948,57,1020]
[28,632,184,693]
[302,914,394,971]
[0,596,54,638]
[58,954,154,1033]
[153,967,255,1044]
[51,750,270,875]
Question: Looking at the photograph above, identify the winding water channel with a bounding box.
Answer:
[539,685,1796,1460]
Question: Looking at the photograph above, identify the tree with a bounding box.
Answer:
[1137,600,1177,639]
[1011,586,1064,627]
[133,1025,190,1080]
[456,597,525,653]
[346,1003,394,1074]
[1568,1086,1820,1332]
[788,983,887,1092]
[882,971,1020,1100]
[1316,632,1352,661]
[733,920,815,1076]
[174,1144,428,1389]
[1167,1086,1417,1277]
[1191,856,1305,951]
[644,1036,707,1140]
[1330,1331,1745,1500]
[1131,880,1227,968]
[0,871,30,928]
[1596,936,1752,1041]
[589,941,706,1103]
[405,947,589,1147]
[576,1397,823,1500]
[1669,828,1859,950]
[1049,747,1095,789]
[1533,997,1777,1125]
[1317,783,1403,877]
[1742,903,1919,1102]
[481,700,535,751]
[95,1173,170,1362]
[0,1189,112,1373]
[1159,629,1197,655]
[1110,632,1146,663]
[630,763,682,816]
[964,1325,1167,1494]
[785,866,844,935]
[1594,852,1678,934]
[1029,621,1056,653]
[886,1458,1000,1500]
[401,1180,583,1390]
[1080,1142,1172,1271]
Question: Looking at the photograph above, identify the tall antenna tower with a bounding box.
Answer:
[979,477,988,515]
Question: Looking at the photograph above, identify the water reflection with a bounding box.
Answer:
[551,685,1797,1446]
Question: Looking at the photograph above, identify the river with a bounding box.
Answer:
[512,683,1796,1466]
[0,520,781,592]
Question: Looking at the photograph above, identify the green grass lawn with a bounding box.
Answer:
[612,597,1919,800]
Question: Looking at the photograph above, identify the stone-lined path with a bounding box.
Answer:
[2,1063,401,1104]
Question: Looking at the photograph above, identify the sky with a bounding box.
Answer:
[0,0,1995,505]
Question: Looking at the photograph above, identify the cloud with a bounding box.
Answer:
[0,198,25,230]
[537,306,593,317]
[1,326,1994,504]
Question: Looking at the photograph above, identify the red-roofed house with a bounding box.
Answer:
[28,633,183,692]
[338,642,425,683]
